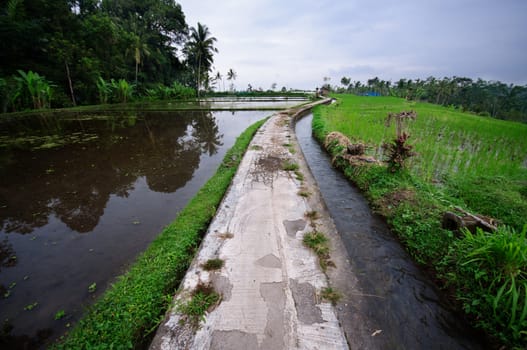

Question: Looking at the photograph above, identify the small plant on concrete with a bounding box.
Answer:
[303,231,333,271]
[283,142,296,154]
[294,170,304,181]
[298,190,311,198]
[178,284,220,326]
[202,258,224,271]
[305,211,319,221]
[321,287,341,305]
[282,160,299,171]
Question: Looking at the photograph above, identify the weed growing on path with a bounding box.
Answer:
[303,231,333,271]
[202,258,224,271]
[178,284,220,327]
[321,287,341,305]
[282,160,299,171]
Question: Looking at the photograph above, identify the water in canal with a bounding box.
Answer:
[0,108,276,348]
[296,114,485,349]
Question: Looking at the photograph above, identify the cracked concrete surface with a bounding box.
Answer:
[149,100,349,350]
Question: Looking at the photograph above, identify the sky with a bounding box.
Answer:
[177,0,527,91]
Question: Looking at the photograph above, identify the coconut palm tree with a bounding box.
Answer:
[214,71,223,92]
[184,23,218,97]
[227,68,237,92]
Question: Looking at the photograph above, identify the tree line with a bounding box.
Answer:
[0,0,222,112]
[335,76,527,122]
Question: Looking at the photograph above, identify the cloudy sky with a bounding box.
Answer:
[177,0,527,90]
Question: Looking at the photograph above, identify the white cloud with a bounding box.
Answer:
[178,0,527,90]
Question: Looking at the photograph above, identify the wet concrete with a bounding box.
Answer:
[296,114,485,350]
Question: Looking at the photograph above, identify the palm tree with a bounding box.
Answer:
[131,34,150,85]
[214,71,223,92]
[184,23,218,97]
[227,68,237,92]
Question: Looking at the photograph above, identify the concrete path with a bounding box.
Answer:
[150,100,351,349]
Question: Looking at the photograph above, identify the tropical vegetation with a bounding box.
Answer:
[0,0,221,112]
[313,95,527,347]
[335,76,527,122]
[184,22,218,96]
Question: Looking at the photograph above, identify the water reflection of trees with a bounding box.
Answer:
[0,238,16,271]
[0,111,223,234]
[192,111,224,156]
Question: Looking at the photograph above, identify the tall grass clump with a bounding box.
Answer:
[443,225,527,346]
[52,118,267,349]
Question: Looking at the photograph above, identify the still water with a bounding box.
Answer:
[0,109,273,347]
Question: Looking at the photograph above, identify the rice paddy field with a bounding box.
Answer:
[316,95,527,230]
[313,94,527,348]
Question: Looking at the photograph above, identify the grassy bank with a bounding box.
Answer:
[52,118,267,349]
[313,95,527,348]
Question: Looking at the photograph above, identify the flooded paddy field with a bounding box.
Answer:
[0,104,292,347]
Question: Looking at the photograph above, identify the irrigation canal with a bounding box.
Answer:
[296,114,484,349]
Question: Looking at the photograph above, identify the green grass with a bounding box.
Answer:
[316,95,527,182]
[202,258,224,271]
[303,231,332,271]
[443,226,527,345]
[52,118,267,349]
[177,284,220,327]
[282,160,300,171]
[320,287,341,306]
[313,94,527,347]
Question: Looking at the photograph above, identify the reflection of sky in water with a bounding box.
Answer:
[0,109,273,346]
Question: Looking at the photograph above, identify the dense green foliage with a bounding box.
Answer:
[445,226,527,345]
[52,118,267,349]
[313,95,527,347]
[0,0,216,111]
[337,76,527,122]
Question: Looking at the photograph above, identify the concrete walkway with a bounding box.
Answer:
[150,100,351,349]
